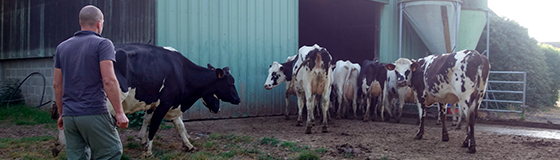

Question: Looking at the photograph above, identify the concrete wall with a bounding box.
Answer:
[1,58,54,109]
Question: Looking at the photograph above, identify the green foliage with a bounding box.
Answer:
[476,13,558,109]
[124,142,142,149]
[296,151,320,160]
[0,79,24,106]
[540,43,560,106]
[0,104,54,125]
[126,111,145,128]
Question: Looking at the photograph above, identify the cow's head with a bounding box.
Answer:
[385,58,418,87]
[207,64,241,105]
[264,61,287,90]
[201,94,220,114]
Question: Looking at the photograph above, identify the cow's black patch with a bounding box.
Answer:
[271,72,280,86]
[461,80,466,92]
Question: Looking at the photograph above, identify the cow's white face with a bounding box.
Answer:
[264,61,287,90]
[386,58,417,87]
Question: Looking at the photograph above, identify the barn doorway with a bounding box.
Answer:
[299,0,384,64]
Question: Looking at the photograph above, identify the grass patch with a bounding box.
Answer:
[314,148,328,154]
[0,104,54,125]
[260,137,280,146]
[124,141,142,149]
[297,151,320,160]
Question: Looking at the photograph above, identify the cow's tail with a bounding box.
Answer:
[288,58,311,90]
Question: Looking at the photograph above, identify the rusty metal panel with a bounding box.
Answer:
[0,0,156,60]
[156,0,299,120]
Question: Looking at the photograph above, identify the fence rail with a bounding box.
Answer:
[481,71,526,115]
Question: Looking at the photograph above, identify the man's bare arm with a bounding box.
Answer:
[100,60,129,128]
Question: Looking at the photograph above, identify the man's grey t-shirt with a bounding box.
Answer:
[54,30,115,116]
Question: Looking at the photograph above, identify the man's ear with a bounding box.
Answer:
[385,63,396,71]
[215,68,224,79]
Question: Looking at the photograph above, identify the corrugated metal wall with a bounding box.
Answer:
[0,0,155,60]
[156,0,298,120]
[379,0,428,63]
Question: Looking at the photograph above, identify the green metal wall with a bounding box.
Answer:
[156,0,298,120]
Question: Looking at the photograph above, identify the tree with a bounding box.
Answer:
[476,12,555,109]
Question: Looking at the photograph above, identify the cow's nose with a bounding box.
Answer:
[264,84,273,90]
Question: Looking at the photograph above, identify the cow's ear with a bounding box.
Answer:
[223,67,231,74]
[279,66,284,72]
[215,68,225,79]
[411,62,419,72]
[207,64,215,70]
[385,64,396,71]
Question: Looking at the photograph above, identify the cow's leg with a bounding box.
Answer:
[455,104,464,130]
[171,115,195,151]
[140,109,154,144]
[52,129,66,157]
[414,105,427,140]
[352,92,359,120]
[363,95,371,122]
[145,102,173,157]
[436,103,442,125]
[285,93,291,120]
[381,91,389,122]
[447,104,455,126]
[305,93,316,134]
[321,93,330,133]
[336,89,344,119]
[296,94,305,126]
[439,103,449,141]
[373,95,382,121]
[396,95,405,123]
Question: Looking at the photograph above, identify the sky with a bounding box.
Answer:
[488,0,560,42]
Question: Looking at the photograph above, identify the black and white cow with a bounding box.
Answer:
[264,55,298,120]
[49,93,220,157]
[331,60,360,119]
[112,43,241,156]
[407,50,490,153]
[265,44,333,134]
[358,59,387,122]
[382,58,418,123]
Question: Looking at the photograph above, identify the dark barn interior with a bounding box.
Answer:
[299,0,383,64]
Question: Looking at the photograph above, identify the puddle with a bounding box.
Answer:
[477,125,560,140]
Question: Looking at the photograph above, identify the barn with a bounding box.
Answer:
[0,0,488,120]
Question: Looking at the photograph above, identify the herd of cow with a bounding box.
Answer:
[51,43,490,157]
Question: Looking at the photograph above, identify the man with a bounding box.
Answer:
[53,5,129,160]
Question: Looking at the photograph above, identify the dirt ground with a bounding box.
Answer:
[3,108,560,159]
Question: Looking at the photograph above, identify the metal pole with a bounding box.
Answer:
[486,10,490,59]
[522,72,526,116]
[399,3,403,58]
[454,2,460,52]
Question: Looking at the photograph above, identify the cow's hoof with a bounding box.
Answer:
[296,121,303,126]
[285,115,290,120]
[455,126,462,130]
[363,117,369,122]
[461,141,469,148]
[336,115,341,119]
[414,134,423,140]
[185,147,197,152]
[442,134,450,142]
[142,152,153,158]
[435,121,441,125]
[305,127,312,134]
[322,126,328,133]
[452,122,458,126]
[51,148,60,157]
[467,146,477,153]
